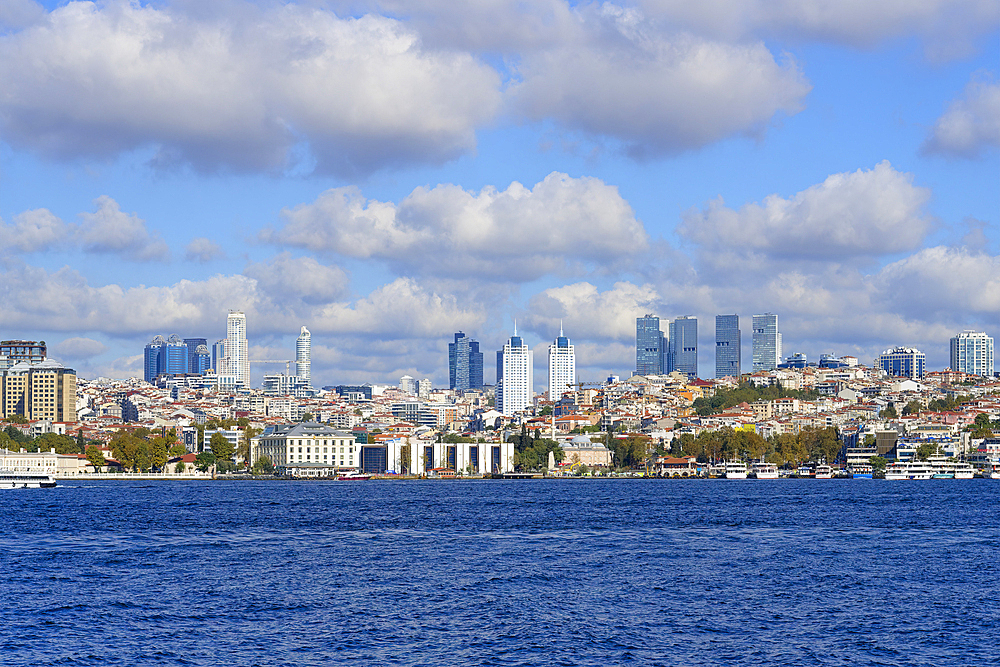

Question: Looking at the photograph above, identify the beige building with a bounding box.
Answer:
[1,359,77,423]
[561,435,613,468]
[252,422,357,476]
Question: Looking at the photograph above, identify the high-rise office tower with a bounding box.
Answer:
[191,345,211,374]
[668,316,698,379]
[160,334,188,375]
[548,323,576,401]
[715,315,741,379]
[496,326,533,415]
[875,346,926,379]
[449,332,484,391]
[950,331,994,376]
[144,335,166,382]
[296,326,311,386]
[636,314,664,376]
[224,311,249,387]
[752,313,782,372]
[184,337,208,373]
[212,339,226,374]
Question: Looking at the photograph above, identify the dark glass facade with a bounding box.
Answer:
[668,316,698,379]
[715,314,741,379]
[449,332,484,391]
[636,315,664,376]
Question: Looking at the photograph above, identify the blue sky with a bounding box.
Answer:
[0,0,997,388]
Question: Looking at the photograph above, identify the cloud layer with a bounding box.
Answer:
[923,74,1000,158]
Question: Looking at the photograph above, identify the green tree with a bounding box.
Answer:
[209,432,235,462]
[150,437,170,471]
[301,412,314,422]
[169,444,187,458]
[174,461,186,473]
[195,451,216,472]
[4,414,28,424]
[252,455,275,475]
[85,445,106,470]
[76,429,86,452]
[915,442,938,461]
[539,405,553,416]
[902,400,922,416]
[869,455,887,474]
[239,426,261,466]
[36,432,80,455]
[882,404,898,419]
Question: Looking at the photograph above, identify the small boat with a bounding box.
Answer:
[814,464,833,479]
[751,462,779,479]
[849,464,873,479]
[0,470,57,489]
[724,460,748,479]
[336,471,372,481]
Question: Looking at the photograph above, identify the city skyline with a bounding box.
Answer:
[0,1,995,387]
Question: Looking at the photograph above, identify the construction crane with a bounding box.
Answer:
[250,360,293,375]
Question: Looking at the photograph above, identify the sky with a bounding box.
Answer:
[0,0,997,390]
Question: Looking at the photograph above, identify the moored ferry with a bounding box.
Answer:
[814,464,833,479]
[751,462,779,479]
[724,460,748,479]
[885,459,976,480]
[848,464,873,479]
[0,470,57,489]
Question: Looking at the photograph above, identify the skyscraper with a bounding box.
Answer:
[191,345,211,374]
[875,346,926,379]
[296,326,311,386]
[752,313,782,372]
[496,326,533,416]
[548,323,576,401]
[144,335,165,382]
[448,332,484,391]
[715,314,741,379]
[950,331,994,376]
[184,337,208,373]
[224,311,249,387]
[668,316,698,379]
[636,314,664,376]
[212,339,226,374]
[160,334,188,375]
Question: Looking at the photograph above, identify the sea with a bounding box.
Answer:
[1,479,998,666]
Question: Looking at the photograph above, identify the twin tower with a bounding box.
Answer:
[449,326,576,416]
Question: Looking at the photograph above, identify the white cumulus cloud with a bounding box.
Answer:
[510,6,811,156]
[77,196,170,261]
[184,237,225,263]
[922,74,1000,158]
[0,208,70,254]
[0,1,501,175]
[268,172,648,281]
[678,161,932,261]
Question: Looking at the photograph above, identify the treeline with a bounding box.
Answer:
[693,383,821,416]
[507,426,564,471]
[670,426,841,467]
[1,423,90,455]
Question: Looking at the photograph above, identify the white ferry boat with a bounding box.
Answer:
[884,459,976,480]
[0,470,56,489]
[814,464,833,479]
[724,460,748,479]
[751,462,779,479]
[848,464,873,479]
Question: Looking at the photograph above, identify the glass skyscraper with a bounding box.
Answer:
[296,326,311,386]
[668,316,698,379]
[875,346,926,379]
[752,313,782,372]
[715,314,740,379]
[449,332,484,391]
[636,314,664,376]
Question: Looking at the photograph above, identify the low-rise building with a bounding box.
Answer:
[252,422,357,477]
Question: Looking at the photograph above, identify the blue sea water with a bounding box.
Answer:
[1,479,998,666]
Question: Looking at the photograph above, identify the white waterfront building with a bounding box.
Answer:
[950,330,994,376]
[548,324,576,401]
[252,422,357,477]
[365,438,515,475]
[496,326,533,416]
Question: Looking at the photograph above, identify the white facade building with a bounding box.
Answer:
[295,326,311,386]
[222,311,249,387]
[950,330,994,376]
[548,324,576,401]
[399,375,418,395]
[496,328,533,416]
[252,422,357,476]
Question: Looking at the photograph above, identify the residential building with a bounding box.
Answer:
[0,340,46,365]
[1,359,77,422]
[950,331,994,376]
[875,346,926,379]
[668,316,698,379]
[752,313,782,372]
[399,375,418,394]
[548,324,576,401]
[252,422,357,477]
[449,332,484,391]
[715,314,741,379]
[417,378,432,399]
[496,327,533,416]
[223,311,249,387]
[295,326,311,386]
[636,314,665,376]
